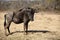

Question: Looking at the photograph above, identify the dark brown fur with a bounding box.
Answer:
[4,7,35,36]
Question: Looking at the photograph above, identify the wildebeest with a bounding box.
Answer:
[4,7,35,36]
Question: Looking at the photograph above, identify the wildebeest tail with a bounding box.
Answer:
[4,15,6,26]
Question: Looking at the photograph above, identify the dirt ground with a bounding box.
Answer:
[0,11,60,40]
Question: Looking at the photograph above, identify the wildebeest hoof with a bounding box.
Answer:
[5,34,8,36]
[24,32,28,35]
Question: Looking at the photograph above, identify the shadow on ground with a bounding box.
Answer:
[8,30,50,36]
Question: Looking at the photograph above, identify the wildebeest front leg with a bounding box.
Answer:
[24,20,29,35]
[24,23,28,35]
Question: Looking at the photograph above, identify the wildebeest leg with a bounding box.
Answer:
[4,14,12,36]
[4,21,11,36]
[24,23,28,34]
[24,20,29,35]
[7,22,11,34]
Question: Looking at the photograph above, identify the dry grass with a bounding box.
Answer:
[0,11,60,40]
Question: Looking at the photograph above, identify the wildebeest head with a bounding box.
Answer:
[27,8,35,21]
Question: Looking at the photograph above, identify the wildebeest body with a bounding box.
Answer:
[12,8,32,24]
[13,11,24,24]
[4,7,35,36]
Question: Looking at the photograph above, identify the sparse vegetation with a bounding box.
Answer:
[0,0,60,11]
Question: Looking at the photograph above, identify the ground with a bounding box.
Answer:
[0,11,60,40]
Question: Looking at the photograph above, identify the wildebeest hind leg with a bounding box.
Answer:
[4,14,13,36]
[4,21,11,36]
[7,22,11,34]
